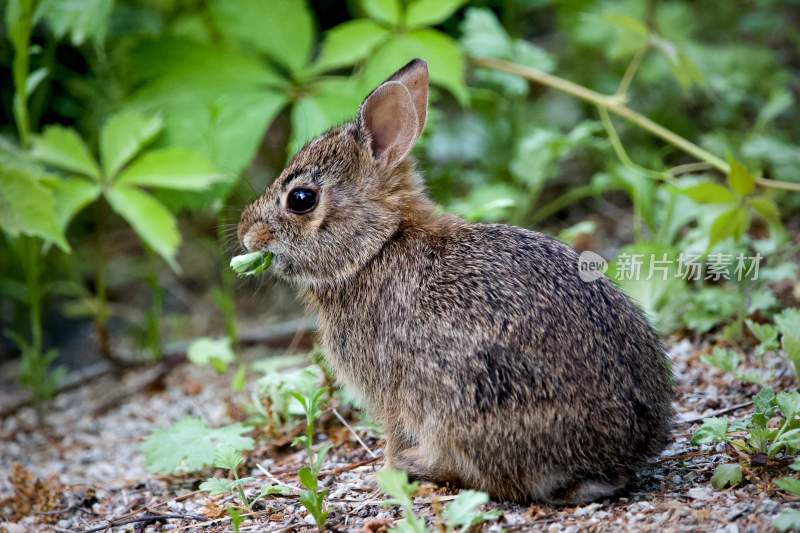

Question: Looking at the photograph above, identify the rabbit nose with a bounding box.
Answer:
[242,221,272,252]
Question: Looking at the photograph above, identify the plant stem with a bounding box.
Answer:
[472,57,800,193]
[94,200,113,361]
[144,245,163,360]
[9,0,34,147]
[615,44,649,98]
[25,237,43,353]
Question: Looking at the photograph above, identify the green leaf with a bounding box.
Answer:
[753,388,777,417]
[701,347,739,373]
[775,309,800,337]
[141,417,254,474]
[442,490,500,532]
[298,467,317,492]
[776,477,800,497]
[676,182,737,204]
[407,30,467,105]
[199,477,237,496]
[289,79,362,157]
[376,468,418,508]
[777,391,800,419]
[749,196,780,225]
[209,0,314,73]
[232,363,247,392]
[708,206,749,249]
[187,337,235,374]
[230,251,273,277]
[691,417,728,445]
[727,158,755,197]
[259,485,293,497]
[0,166,69,251]
[774,509,800,532]
[36,0,113,47]
[213,446,244,471]
[363,31,468,104]
[100,111,163,179]
[405,0,466,27]
[31,126,99,180]
[772,429,800,456]
[783,335,800,376]
[105,185,180,269]
[312,19,390,73]
[362,0,401,26]
[115,147,222,190]
[40,176,100,230]
[710,463,742,489]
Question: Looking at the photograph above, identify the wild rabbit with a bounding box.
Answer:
[238,59,673,504]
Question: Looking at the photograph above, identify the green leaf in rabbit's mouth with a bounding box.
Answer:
[230,251,273,277]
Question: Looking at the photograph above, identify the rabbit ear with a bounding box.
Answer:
[387,58,429,135]
[359,80,419,167]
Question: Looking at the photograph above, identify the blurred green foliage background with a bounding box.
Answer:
[1,0,799,403]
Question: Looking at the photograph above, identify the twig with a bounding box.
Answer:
[256,463,300,492]
[82,512,206,533]
[319,455,382,476]
[674,401,754,426]
[332,407,378,458]
[472,56,800,193]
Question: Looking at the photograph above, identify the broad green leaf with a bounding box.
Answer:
[376,468,418,507]
[199,477,237,495]
[775,309,800,337]
[710,463,742,489]
[141,417,254,474]
[691,417,728,445]
[362,0,401,26]
[775,509,800,532]
[776,477,800,497]
[298,467,317,491]
[115,148,222,190]
[460,8,513,58]
[708,206,749,249]
[0,166,69,251]
[312,19,390,73]
[778,391,800,419]
[442,490,500,531]
[213,446,244,471]
[187,337,235,373]
[100,111,163,178]
[231,251,273,277]
[209,0,314,73]
[36,0,113,47]
[40,175,101,230]
[676,182,736,204]
[406,0,466,27]
[259,485,293,497]
[31,126,99,180]
[701,347,739,373]
[407,30,467,105]
[289,79,362,157]
[364,31,467,105]
[749,196,780,225]
[105,185,179,269]
[727,158,755,196]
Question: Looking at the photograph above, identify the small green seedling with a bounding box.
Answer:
[376,469,500,533]
[230,251,273,277]
[290,387,331,530]
[692,388,800,492]
[199,447,291,511]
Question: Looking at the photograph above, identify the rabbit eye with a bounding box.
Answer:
[286,188,318,214]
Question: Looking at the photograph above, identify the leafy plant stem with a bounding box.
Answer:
[94,200,112,361]
[8,0,34,147]
[24,236,43,353]
[217,221,238,345]
[528,184,604,226]
[472,57,800,193]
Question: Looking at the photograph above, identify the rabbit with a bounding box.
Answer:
[238,58,673,504]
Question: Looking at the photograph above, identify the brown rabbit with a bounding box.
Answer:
[238,59,673,504]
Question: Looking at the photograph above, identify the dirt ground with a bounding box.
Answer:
[1,334,797,532]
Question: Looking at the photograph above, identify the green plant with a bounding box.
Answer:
[187,337,236,374]
[199,447,291,511]
[141,417,254,474]
[230,251,273,278]
[290,387,330,530]
[701,347,765,385]
[692,389,800,491]
[376,469,499,533]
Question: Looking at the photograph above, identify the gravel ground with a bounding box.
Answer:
[1,337,798,533]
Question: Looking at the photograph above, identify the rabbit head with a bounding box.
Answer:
[238,59,434,287]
